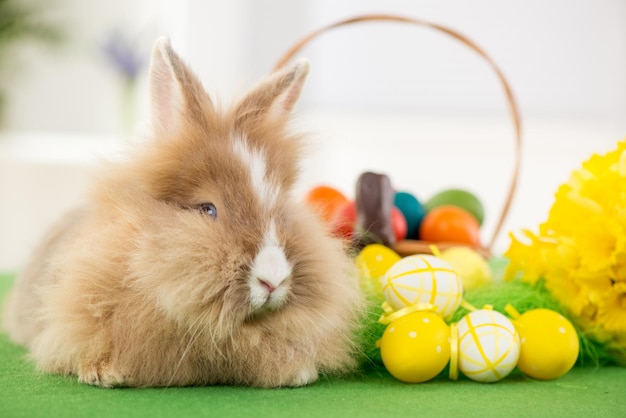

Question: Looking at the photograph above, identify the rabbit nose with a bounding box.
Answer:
[249,245,292,310]
[251,245,292,288]
[258,279,276,293]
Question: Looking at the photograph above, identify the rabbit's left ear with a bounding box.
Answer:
[236,59,310,121]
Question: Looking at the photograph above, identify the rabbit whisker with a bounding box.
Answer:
[165,311,210,388]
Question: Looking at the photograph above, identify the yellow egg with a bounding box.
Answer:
[515,309,579,380]
[456,309,520,382]
[380,254,463,320]
[379,310,451,383]
[356,244,401,297]
[439,247,492,290]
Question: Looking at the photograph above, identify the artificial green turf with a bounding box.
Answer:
[1,273,625,418]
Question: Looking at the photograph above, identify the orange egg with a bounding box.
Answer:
[305,185,349,223]
[419,205,481,246]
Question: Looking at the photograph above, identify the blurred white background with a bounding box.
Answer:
[1,0,625,270]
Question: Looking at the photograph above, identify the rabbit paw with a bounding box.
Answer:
[78,358,127,388]
[286,364,318,387]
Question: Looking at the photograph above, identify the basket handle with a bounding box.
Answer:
[273,14,522,255]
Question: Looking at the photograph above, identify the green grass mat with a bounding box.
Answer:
[1,273,625,418]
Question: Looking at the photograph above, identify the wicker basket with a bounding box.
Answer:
[273,14,522,258]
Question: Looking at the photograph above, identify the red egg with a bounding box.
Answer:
[419,205,481,246]
[391,207,408,241]
[331,200,357,239]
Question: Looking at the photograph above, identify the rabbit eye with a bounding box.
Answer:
[198,203,217,219]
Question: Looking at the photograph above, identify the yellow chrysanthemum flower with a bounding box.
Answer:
[505,139,626,348]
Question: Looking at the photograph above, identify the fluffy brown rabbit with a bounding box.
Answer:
[2,37,364,388]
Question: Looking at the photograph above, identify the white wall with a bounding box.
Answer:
[296,0,626,119]
[4,0,625,132]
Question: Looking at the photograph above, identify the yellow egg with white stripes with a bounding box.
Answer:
[380,255,463,320]
[456,309,520,382]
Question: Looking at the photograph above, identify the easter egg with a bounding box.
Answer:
[514,309,579,380]
[425,188,484,225]
[356,244,402,280]
[391,207,408,241]
[394,192,426,239]
[419,206,481,247]
[356,244,401,297]
[439,247,492,290]
[456,309,520,382]
[330,200,356,239]
[306,185,349,223]
[379,310,451,383]
[381,255,463,320]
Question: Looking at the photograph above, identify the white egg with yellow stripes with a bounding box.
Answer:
[380,254,463,320]
[456,309,520,382]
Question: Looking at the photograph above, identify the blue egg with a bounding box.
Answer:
[394,191,426,240]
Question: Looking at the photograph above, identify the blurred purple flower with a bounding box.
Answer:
[101,30,147,82]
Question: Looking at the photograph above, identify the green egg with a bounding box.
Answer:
[425,188,484,225]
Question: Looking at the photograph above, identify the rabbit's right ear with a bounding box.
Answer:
[149,37,212,137]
